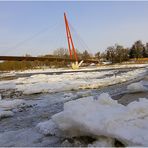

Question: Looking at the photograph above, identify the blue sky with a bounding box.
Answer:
[0,1,148,56]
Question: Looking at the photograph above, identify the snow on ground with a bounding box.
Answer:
[98,63,148,69]
[37,93,148,146]
[0,68,147,95]
[0,72,16,79]
[11,63,148,73]
[1,64,148,78]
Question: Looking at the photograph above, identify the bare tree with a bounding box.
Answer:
[82,50,91,60]
[53,48,69,58]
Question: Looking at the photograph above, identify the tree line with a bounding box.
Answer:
[0,40,148,71]
[95,40,148,63]
[103,40,148,63]
[53,40,148,63]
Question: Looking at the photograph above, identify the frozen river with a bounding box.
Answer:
[0,64,148,146]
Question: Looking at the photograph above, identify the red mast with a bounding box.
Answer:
[64,12,78,61]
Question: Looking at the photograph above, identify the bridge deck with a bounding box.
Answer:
[0,56,98,63]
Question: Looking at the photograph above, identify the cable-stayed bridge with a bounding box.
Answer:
[0,13,99,65]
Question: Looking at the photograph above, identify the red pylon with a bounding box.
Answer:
[64,12,78,61]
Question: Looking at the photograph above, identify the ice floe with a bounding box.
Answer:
[37,93,148,146]
[0,99,26,120]
[0,110,14,120]
[0,99,25,110]
[127,81,148,93]
[19,69,146,94]
[0,68,147,95]
[0,81,16,90]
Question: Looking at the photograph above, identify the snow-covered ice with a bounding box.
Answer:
[36,93,148,146]
[0,68,147,95]
[0,81,16,90]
